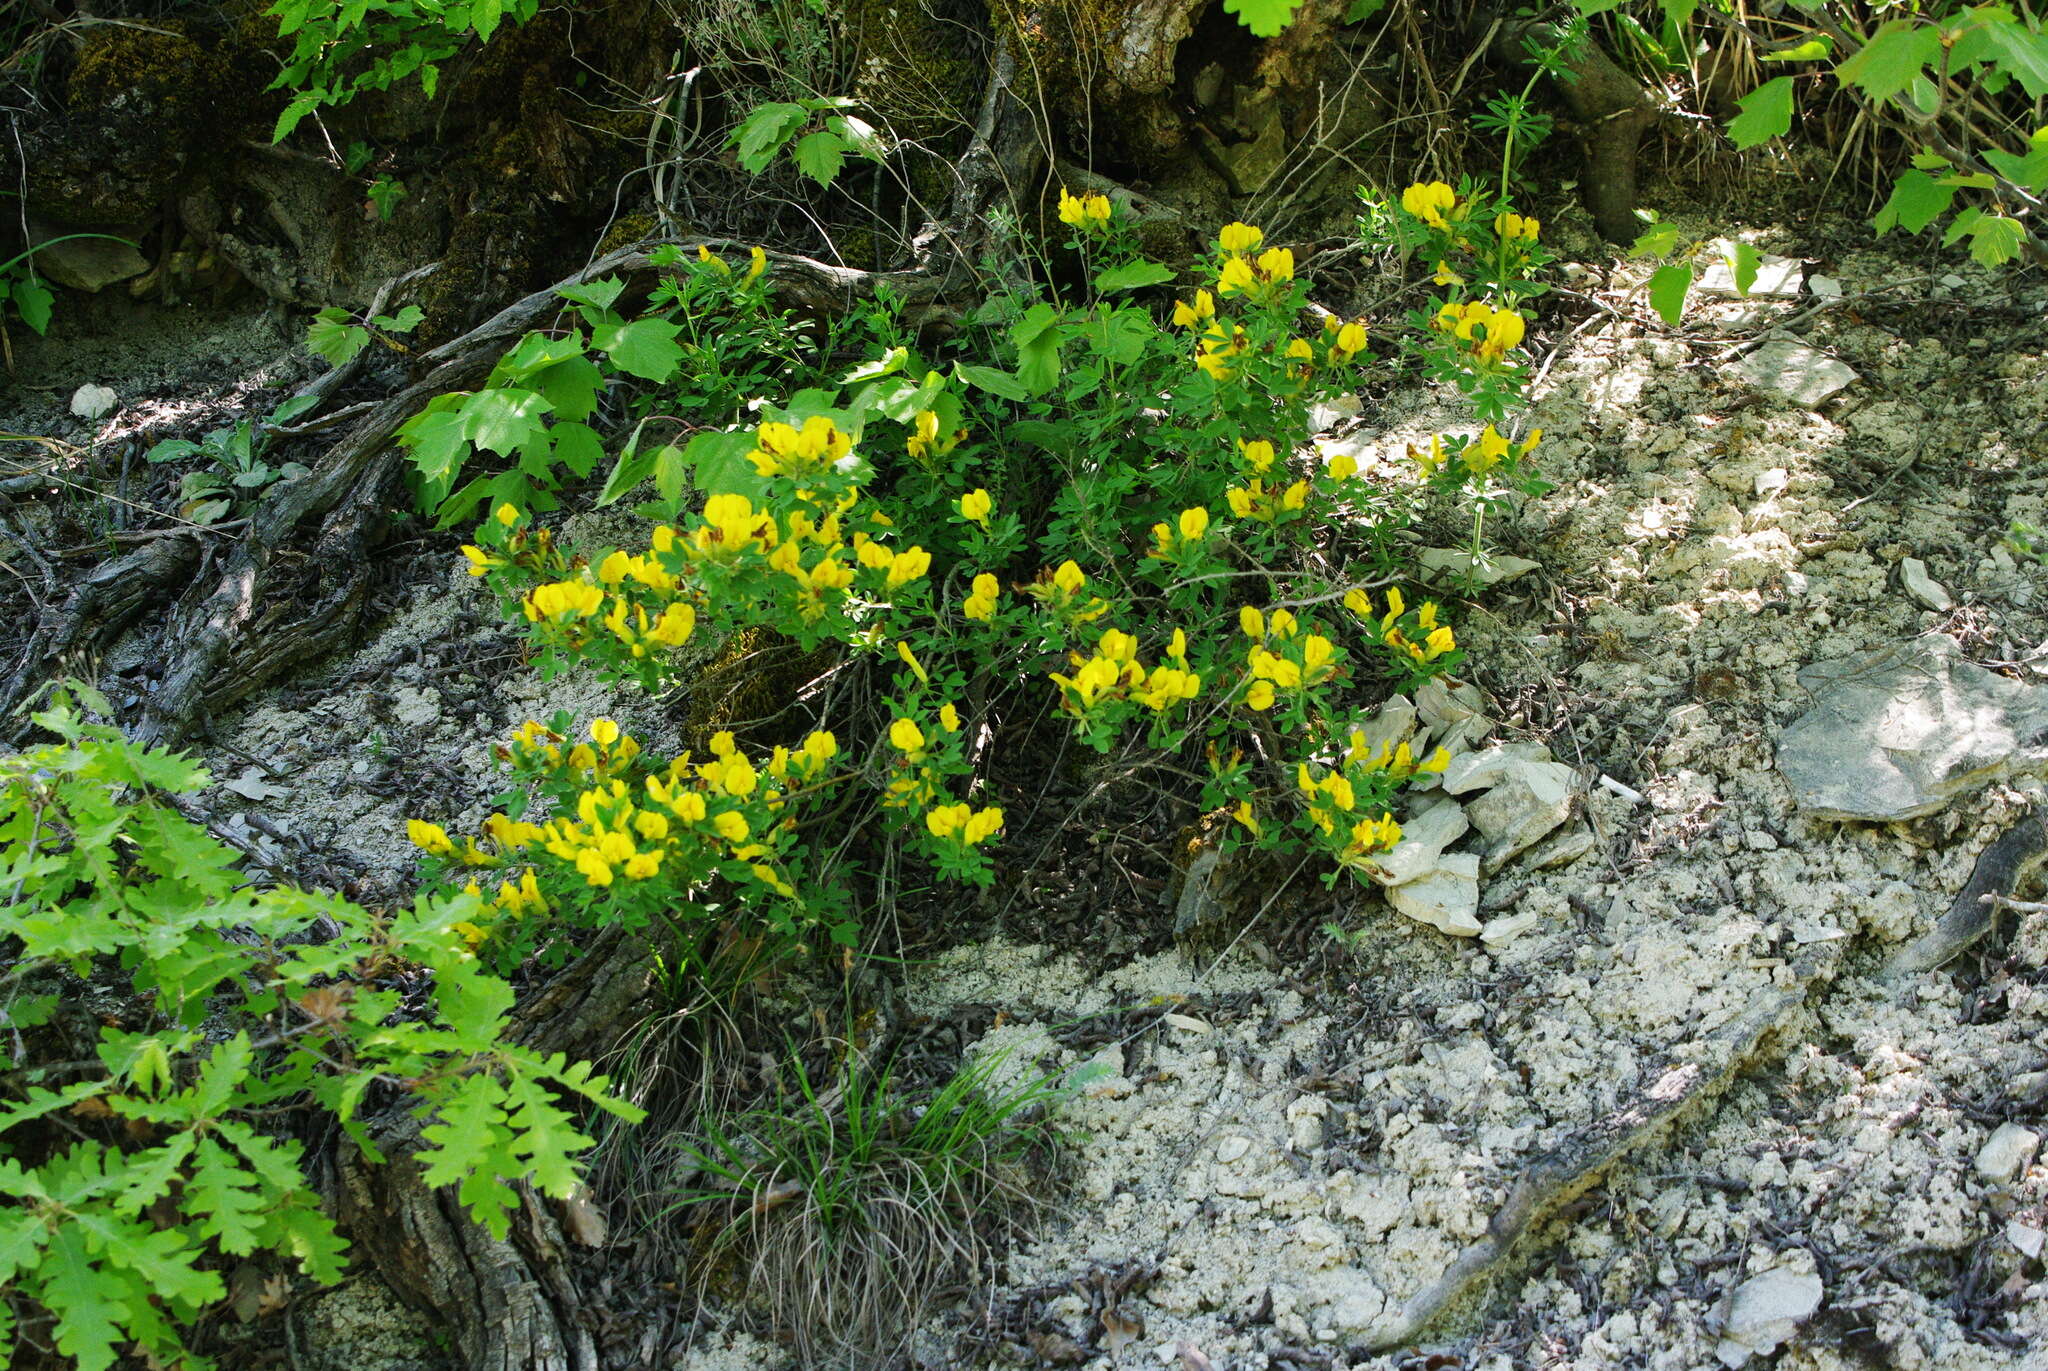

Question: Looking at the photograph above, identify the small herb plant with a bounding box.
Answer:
[145,394,324,523]
[0,686,642,1371]
[729,96,888,187]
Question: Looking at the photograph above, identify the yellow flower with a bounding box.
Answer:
[1056,187,1112,231]
[1400,181,1456,230]
[590,718,620,747]
[1328,452,1358,481]
[958,488,992,527]
[623,851,662,880]
[496,503,521,527]
[1216,255,1259,296]
[926,803,969,838]
[1172,290,1216,328]
[1178,506,1209,541]
[940,702,961,732]
[1333,321,1368,359]
[1432,260,1465,287]
[1494,211,1539,242]
[1239,605,1264,639]
[407,819,454,857]
[963,806,1004,844]
[1238,439,1276,474]
[1217,222,1264,254]
[1233,800,1261,838]
[886,546,931,587]
[649,602,696,646]
[1256,247,1294,281]
[460,545,501,577]
[964,572,1000,621]
[713,811,750,842]
[890,718,926,753]
[576,849,614,886]
[1245,680,1276,711]
[746,245,769,281]
[697,244,731,277]
[1053,560,1086,595]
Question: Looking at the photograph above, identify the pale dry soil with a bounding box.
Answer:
[15,216,2045,1370]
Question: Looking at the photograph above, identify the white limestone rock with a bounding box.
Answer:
[1386,851,1482,937]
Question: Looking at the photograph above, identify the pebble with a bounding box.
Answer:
[1216,1135,1251,1164]
[1975,1122,2041,1182]
[1715,1265,1823,1367]
[1899,557,1953,611]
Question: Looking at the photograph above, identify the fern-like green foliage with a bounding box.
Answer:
[0,687,643,1370]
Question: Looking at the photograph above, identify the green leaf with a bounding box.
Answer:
[186,1137,267,1255]
[1727,241,1762,296]
[551,421,605,479]
[11,276,53,335]
[1092,259,1177,293]
[1834,21,1942,103]
[1630,224,1682,259]
[654,442,691,505]
[396,402,474,488]
[793,129,847,186]
[1727,76,1795,149]
[842,346,909,383]
[730,101,809,175]
[272,1199,350,1282]
[490,330,586,383]
[1016,334,1062,395]
[1873,168,1956,235]
[1972,20,2048,99]
[1984,138,2048,194]
[1962,212,2026,267]
[1761,37,1831,62]
[824,114,887,161]
[953,363,1030,401]
[1343,0,1387,21]
[1011,301,1060,347]
[42,1227,131,1371]
[435,958,515,1053]
[592,317,684,382]
[459,388,554,456]
[556,277,626,312]
[531,354,603,422]
[272,90,323,143]
[687,428,766,501]
[306,308,369,367]
[1648,262,1693,326]
[1222,0,1308,38]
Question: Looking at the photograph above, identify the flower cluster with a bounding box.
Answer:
[1239,607,1342,710]
[1225,438,1310,525]
[1148,506,1211,564]
[1049,627,1202,719]
[1057,187,1114,233]
[1414,423,1542,484]
[1344,586,1458,678]
[1400,180,1459,231]
[1018,559,1109,630]
[1432,300,1527,367]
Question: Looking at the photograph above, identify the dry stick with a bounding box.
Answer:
[1364,943,1838,1352]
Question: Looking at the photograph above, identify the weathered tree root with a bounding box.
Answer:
[1363,945,1837,1352]
[0,533,199,728]
[337,927,655,1371]
[1885,809,2048,980]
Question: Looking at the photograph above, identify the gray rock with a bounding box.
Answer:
[1522,822,1597,871]
[1386,852,1481,937]
[1369,800,1469,887]
[1715,1265,1823,1367]
[1778,635,2048,821]
[34,231,149,293]
[1899,557,1952,612]
[1479,910,1540,946]
[1465,760,1579,873]
[1351,695,1418,761]
[1700,250,1804,297]
[1441,741,1552,796]
[69,384,117,420]
[1976,1123,2041,1182]
[1734,339,1857,408]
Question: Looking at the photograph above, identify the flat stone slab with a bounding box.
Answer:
[1734,339,1857,408]
[1778,634,2048,822]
